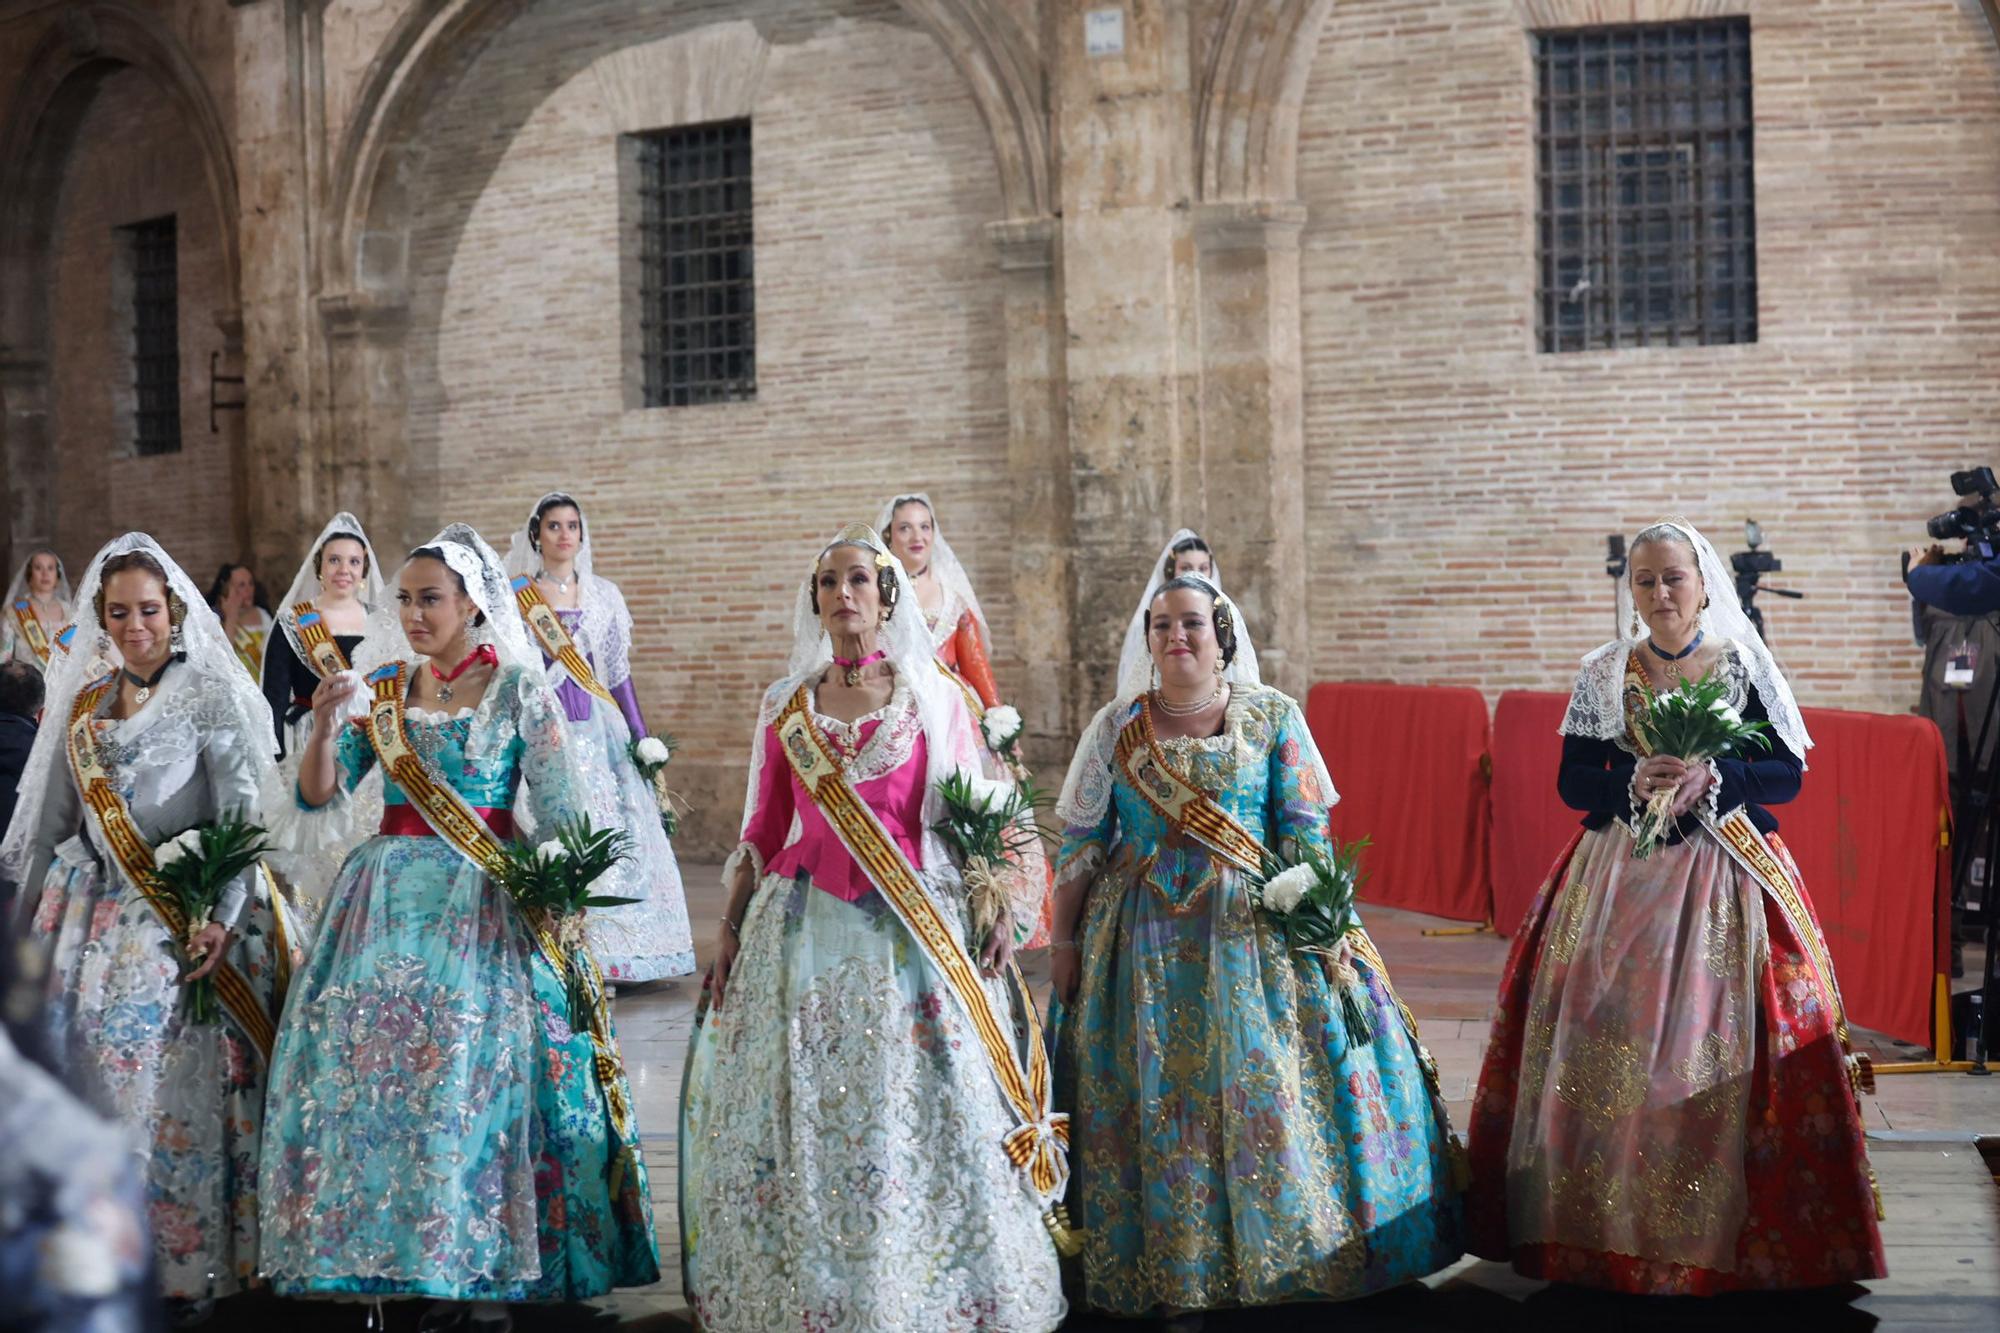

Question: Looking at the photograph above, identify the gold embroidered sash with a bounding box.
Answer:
[1113,699,1269,874]
[290,601,353,680]
[510,577,617,708]
[360,661,641,1188]
[11,600,51,664]
[64,676,278,1063]
[773,684,1072,1215]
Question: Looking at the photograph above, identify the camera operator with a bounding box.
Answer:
[1906,471,2000,615]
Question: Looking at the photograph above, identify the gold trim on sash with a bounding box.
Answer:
[360,661,642,1193]
[11,600,51,664]
[1113,698,1267,874]
[290,601,353,680]
[510,576,617,707]
[63,676,277,1063]
[772,684,1075,1231]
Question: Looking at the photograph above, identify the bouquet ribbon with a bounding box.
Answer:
[773,685,1079,1251]
[510,576,618,707]
[360,661,641,1191]
[64,674,280,1063]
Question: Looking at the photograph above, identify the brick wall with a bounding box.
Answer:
[48,64,241,594]
[397,0,1011,852]
[1296,0,2000,715]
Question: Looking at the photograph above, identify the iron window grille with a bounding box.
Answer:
[125,214,181,453]
[635,119,755,407]
[1535,20,1756,353]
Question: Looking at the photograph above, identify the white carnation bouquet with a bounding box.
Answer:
[147,810,271,1026]
[628,732,682,837]
[1628,673,1771,859]
[1252,839,1374,1044]
[979,703,1027,780]
[493,818,635,1022]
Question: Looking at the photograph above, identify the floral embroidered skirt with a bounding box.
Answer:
[1467,824,1886,1293]
[680,873,1066,1333]
[258,833,659,1299]
[30,839,290,1300]
[562,697,696,984]
[1050,844,1464,1315]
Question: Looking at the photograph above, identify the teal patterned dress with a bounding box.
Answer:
[1051,685,1463,1314]
[257,664,659,1300]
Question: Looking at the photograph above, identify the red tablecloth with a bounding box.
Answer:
[1485,691,1949,1049]
[1489,692,1575,936]
[1305,682,1492,923]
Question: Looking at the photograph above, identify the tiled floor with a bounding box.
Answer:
[220,869,2000,1331]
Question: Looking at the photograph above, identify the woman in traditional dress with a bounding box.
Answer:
[504,492,693,985]
[1467,519,1885,1294]
[1050,574,1463,1325]
[257,517,384,916]
[681,522,1067,1333]
[257,525,658,1327]
[1,547,72,671]
[878,491,1052,946]
[1,533,295,1318]
[207,564,272,677]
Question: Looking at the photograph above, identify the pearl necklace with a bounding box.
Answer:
[1153,682,1226,717]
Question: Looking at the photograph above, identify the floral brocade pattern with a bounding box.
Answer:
[1053,687,1463,1314]
[681,874,1066,1333]
[258,665,658,1300]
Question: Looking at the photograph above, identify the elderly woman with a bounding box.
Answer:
[1051,574,1462,1325]
[681,522,1066,1333]
[1,548,71,671]
[1,534,293,1318]
[1467,519,1885,1293]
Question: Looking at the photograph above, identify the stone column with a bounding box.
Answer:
[1047,0,1201,711]
[987,216,1075,767]
[230,0,319,580]
[1192,199,1310,698]
[318,291,412,551]
[0,355,50,567]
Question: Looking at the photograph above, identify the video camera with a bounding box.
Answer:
[1925,467,2000,561]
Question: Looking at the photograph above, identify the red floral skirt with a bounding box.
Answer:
[1467,828,1886,1294]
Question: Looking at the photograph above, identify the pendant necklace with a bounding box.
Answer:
[1648,629,1705,685]
[122,657,174,707]
[540,569,574,594]
[429,644,495,704]
[832,649,887,688]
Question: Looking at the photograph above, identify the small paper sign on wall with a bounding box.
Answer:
[1085,8,1126,58]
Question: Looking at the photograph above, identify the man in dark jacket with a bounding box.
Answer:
[0,660,44,917]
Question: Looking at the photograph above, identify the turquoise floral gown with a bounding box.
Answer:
[257,663,659,1300]
[1052,685,1463,1314]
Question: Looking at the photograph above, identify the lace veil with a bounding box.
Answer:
[2,549,72,615]
[354,523,538,678]
[874,492,989,653]
[503,491,636,690]
[1058,573,1329,836]
[1,533,281,886]
[273,512,383,659]
[1114,529,1260,699]
[1561,517,1813,765]
[731,522,987,879]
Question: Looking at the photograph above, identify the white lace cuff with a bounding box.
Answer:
[264,776,363,856]
[1624,767,1647,831]
[721,840,765,890]
[1056,840,1106,885]
[1700,756,1724,823]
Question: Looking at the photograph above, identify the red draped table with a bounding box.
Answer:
[1305,682,1493,923]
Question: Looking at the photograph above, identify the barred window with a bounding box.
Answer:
[634,120,755,407]
[124,214,181,453]
[1535,20,1756,353]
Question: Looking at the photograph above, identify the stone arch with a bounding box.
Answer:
[1195,0,1336,204]
[322,0,1048,301]
[0,0,241,551]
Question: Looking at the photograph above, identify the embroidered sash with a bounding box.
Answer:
[359,661,642,1187]
[54,623,76,656]
[772,685,1072,1217]
[1112,698,1269,874]
[63,676,278,1063]
[11,600,51,664]
[510,577,617,708]
[289,601,353,680]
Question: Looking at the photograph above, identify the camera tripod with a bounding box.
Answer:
[1941,643,2000,1072]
